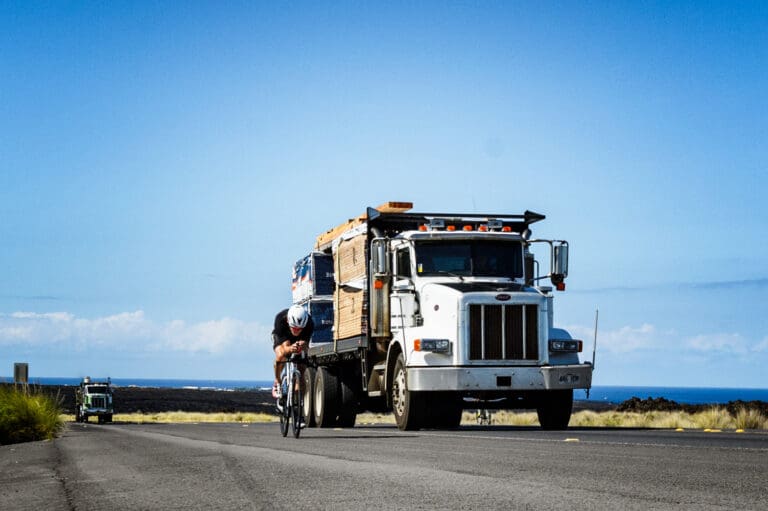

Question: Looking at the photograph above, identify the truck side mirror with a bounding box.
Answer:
[371,238,390,276]
[553,243,568,278]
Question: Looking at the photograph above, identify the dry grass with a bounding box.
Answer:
[61,412,276,424]
[59,407,767,430]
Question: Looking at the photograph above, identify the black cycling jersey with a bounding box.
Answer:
[272,308,314,348]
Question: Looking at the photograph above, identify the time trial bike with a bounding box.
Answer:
[277,347,305,438]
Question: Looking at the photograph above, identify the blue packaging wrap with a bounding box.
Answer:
[292,252,334,303]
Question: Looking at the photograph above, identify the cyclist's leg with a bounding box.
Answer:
[273,338,292,397]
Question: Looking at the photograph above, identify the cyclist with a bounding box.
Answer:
[272,304,314,400]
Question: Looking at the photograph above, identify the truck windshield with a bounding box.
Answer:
[87,385,109,394]
[414,240,523,278]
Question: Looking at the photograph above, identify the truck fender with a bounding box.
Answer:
[549,327,572,340]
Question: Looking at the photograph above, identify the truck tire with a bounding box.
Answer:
[314,366,340,427]
[424,393,462,429]
[337,365,358,428]
[536,389,573,430]
[302,366,317,427]
[391,354,423,431]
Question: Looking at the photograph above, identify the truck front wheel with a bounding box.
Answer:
[391,354,423,431]
[536,389,573,430]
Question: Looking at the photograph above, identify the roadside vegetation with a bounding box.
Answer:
[62,411,275,424]
[60,406,768,430]
[464,407,768,430]
[0,385,64,444]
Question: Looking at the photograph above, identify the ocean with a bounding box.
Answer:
[4,376,767,405]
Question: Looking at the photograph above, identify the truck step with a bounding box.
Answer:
[367,390,383,397]
[372,363,386,373]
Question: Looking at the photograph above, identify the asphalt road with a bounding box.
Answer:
[2,422,767,510]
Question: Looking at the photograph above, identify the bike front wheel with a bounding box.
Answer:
[279,376,290,437]
[291,377,303,439]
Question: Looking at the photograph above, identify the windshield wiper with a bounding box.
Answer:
[432,270,465,282]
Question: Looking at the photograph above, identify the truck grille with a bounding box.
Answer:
[91,397,106,408]
[469,304,539,361]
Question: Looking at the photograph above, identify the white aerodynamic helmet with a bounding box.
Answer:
[287,304,309,329]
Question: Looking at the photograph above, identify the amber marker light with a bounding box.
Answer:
[446,225,456,231]
[463,225,472,231]
[374,279,384,289]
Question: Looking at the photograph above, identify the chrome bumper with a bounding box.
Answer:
[407,363,592,391]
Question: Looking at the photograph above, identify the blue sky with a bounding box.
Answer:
[1,1,766,387]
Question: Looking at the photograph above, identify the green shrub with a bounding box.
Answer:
[0,385,64,445]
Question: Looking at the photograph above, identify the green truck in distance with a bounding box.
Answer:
[75,376,114,423]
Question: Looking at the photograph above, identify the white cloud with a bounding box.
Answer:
[158,317,266,353]
[566,323,659,353]
[0,310,271,354]
[751,336,768,353]
[685,333,748,354]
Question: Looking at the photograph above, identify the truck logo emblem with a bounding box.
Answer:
[495,294,511,301]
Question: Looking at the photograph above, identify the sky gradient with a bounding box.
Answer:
[2,1,767,387]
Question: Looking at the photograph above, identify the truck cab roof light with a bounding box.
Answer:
[446,225,456,231]
[478,225,488,232]
[463,225,473,231]
[419,224,428,231]
[501,226,512,232]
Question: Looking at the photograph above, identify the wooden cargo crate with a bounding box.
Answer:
[334,286,368,340]
[334,234,367,284]
[315,201,413,250]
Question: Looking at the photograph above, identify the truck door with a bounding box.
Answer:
[391,245,419,334]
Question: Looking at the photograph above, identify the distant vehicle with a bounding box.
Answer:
[295,202,593,431]
[75,376,114,423]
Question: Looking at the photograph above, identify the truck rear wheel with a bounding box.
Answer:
[337,365,358,428]
[314,366,339,427]
[536,389,573,430]
[391,354,423,431]
[302,366,317,427]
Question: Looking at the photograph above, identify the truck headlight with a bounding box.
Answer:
[415,338,451,354]
[549,339,582,353]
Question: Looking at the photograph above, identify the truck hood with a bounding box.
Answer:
[434,282,526,293]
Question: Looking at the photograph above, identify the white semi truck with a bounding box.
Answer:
[298,202,592,431]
